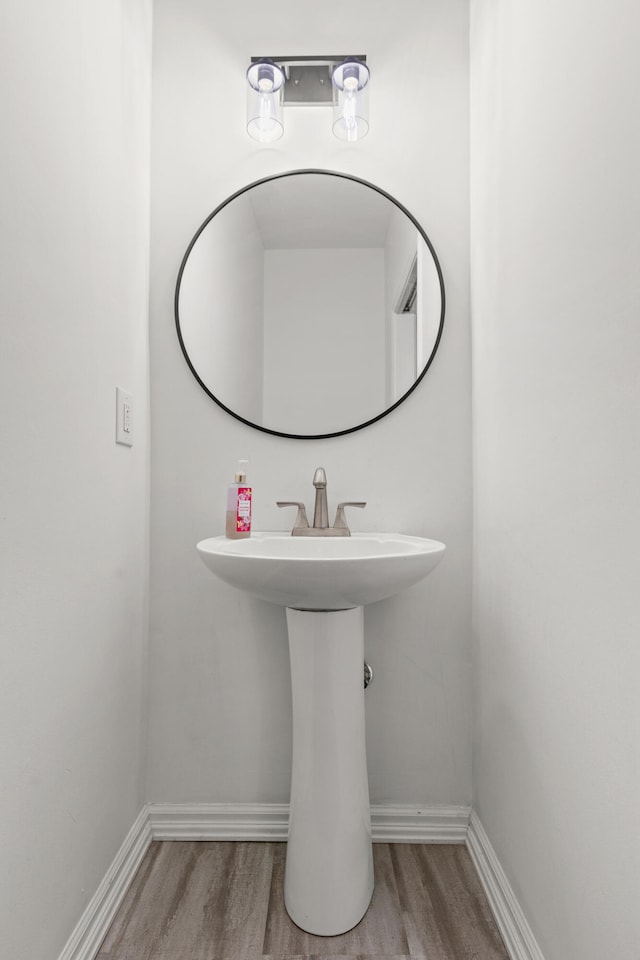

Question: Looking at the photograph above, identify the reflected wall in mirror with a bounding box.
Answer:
[175,170,445,438]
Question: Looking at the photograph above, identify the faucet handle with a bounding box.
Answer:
[333,501,367,532]
[277,501,310,531]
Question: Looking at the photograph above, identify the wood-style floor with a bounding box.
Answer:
[97,841,509,960]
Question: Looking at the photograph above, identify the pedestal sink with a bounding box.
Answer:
[197,532,445,935]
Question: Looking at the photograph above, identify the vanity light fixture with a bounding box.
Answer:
[246,56,369,143]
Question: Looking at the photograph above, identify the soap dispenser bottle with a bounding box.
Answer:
[226,460,252,539]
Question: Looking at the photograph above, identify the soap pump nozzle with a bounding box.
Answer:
[234,459,248,483]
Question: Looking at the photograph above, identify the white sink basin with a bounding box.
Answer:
[196,532,446,610]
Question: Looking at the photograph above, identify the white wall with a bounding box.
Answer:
[0,3,152,959]
[470,3,640,959]
[148,0,471,806]
[263,247,385,434]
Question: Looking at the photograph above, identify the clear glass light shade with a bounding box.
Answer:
[247,59,285,142]
[331,58,370,142]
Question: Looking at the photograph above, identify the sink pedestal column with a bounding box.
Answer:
[284,606,374,936]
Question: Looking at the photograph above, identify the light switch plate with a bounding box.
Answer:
[116,387,133,446]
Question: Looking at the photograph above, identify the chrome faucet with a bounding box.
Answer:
[277,467,366,537]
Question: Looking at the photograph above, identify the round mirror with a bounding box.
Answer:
[175,170,445,439]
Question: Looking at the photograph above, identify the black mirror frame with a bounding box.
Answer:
[175,168,445,440]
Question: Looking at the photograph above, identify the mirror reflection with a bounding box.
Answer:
[176,171,444,438]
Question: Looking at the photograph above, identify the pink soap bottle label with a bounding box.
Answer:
[235,486,252,533]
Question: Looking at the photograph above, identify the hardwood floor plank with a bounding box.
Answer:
[97,841,275,960]
[163,841,275,959]
[97,840,182,958]
[262,843,409,958]
[389,844,509,960]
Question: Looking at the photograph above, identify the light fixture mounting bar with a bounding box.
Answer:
[250,55,366,105]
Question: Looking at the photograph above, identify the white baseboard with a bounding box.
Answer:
[147,801,471,843]
[148,802,290,840]
[57,806,152,960]
[371,803,470,842]
[466,811,545,960]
